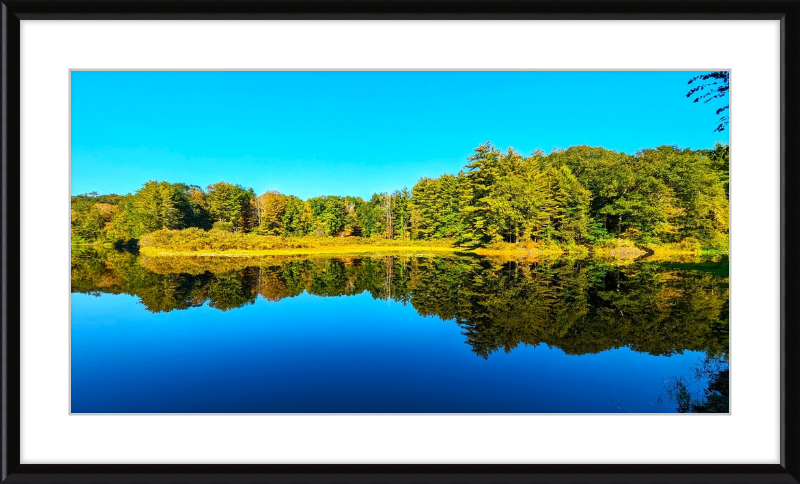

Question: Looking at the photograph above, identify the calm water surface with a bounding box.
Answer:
[70,250,729,413]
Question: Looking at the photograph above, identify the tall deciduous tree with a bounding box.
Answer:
[206,182,256,233]
[255,191,290,235]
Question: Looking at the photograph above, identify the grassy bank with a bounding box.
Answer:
[138,228,597,259]
[471,241,589,258]
[134,229,726,260]
[139,244,580,259]
[71,241,113,248]
[139,229,466,257]
[141,245,465,258]
[589,237,728,260]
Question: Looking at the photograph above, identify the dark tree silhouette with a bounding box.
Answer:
[663,356,729,413]
[687,71,729,133]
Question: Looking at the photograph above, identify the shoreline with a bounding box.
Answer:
[140,245,468,258]
[138,244,583,259]
[137,245,725,259]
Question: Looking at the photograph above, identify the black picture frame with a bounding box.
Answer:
[2,1,798,483]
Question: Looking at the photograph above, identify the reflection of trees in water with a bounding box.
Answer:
[662,356,729,413]
[71,249,729,359]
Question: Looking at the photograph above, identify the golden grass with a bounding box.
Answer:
[593,247,648,257]
[472,247,565,257]
[140,245,466,258]
[139,239,724,262]
[141,245,580,260]
[141,241,595,259]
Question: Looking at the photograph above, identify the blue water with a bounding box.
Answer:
[71,291,705,413]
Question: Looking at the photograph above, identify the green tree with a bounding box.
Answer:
[458,142,503,245]
[342,196,366,236]
[70,193,123,242]
[648,146,729,247]
[184,185,213,230]
[206,182,256,233]
[320,196,347,236]
[489,148,546,243]
[545,164,591,243]
[106,181,201,240]
[391,188,411,240]
[255,191,290,235]
[281,196,305,236]
[409,177,437,239]
[357,194,384,238]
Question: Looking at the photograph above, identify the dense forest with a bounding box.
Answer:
[72,143,729,250]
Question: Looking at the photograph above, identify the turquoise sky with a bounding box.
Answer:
[71,71,729,199]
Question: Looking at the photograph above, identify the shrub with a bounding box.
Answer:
[675,237,702,253]
[212,221,235,233]
[140,229,461,253]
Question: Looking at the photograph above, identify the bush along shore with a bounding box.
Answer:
[73,143,729,258]
[136,229,725,261]
[137,229,590,258]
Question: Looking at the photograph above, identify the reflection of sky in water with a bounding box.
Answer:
[71,292,707,413]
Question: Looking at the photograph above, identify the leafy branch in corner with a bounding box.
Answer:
[687,71,729,133]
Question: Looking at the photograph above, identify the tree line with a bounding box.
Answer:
[72,142,729,249]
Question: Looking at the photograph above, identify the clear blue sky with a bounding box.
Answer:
[71,71,729,199]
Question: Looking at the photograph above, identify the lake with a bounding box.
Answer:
[70,249,729,413]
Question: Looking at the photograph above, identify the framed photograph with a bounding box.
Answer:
[2,1,798,483]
